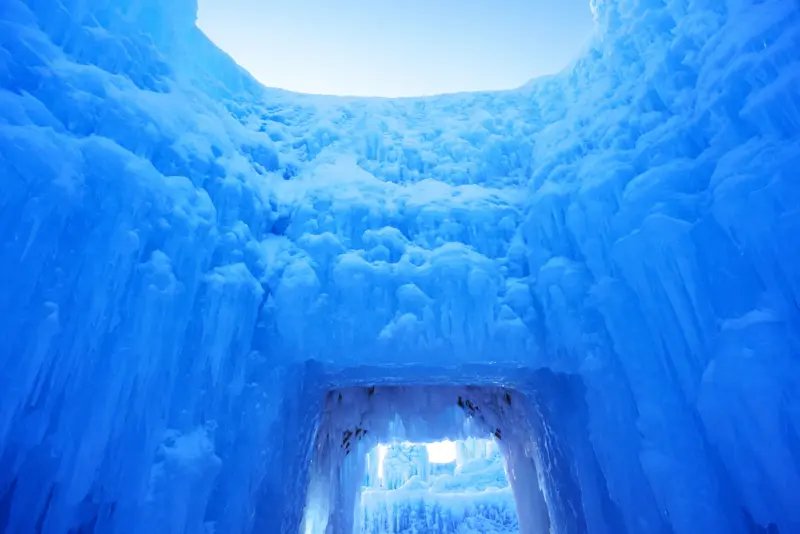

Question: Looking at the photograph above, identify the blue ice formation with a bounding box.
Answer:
[1,0,799,532]
[371,444,430,491]
[360,439,518,534]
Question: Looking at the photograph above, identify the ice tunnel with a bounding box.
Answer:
[0,0,799,533]
[358,436,520,534]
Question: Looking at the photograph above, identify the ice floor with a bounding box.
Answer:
[1,0,800,533]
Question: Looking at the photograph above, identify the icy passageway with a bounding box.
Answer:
[358,437,520,534]
[1,0,800,533]
[304,386,544,534]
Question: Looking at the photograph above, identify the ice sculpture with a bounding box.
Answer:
[1,0,799,533]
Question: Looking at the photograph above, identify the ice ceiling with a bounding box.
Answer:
[0,0,799,533]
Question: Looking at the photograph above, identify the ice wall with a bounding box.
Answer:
[0,0,316,529]
[361,490,518,534]
[515,2,800,532]
[1,0,799,533]
[370,438,502,491]
[380,444,430,490]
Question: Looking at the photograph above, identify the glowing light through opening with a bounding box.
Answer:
[375,440,458,481]
[377,444,387,479]
[427,440,457,464]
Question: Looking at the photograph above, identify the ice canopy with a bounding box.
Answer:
[0,0,799,533]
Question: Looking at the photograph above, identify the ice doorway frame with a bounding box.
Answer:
[300,381,553,534]
[288,364,623,534]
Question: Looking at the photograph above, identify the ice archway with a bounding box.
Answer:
[1,0,799,533]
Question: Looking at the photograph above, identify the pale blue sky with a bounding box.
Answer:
[197,0,595,97]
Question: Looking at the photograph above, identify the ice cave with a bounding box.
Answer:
[0,0,799,533]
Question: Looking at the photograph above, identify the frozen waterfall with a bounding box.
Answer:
[1,0,799,533]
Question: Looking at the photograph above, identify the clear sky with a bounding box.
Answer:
[197,0,594,98]
[426,440,457,464]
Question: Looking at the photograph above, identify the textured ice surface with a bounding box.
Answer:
[304,386,541,534]
[360,438,518,534]
[361,489,518,534]
[1,0,800,533]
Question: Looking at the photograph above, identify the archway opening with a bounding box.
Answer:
[300,385,550,534]
[360,437,519,533]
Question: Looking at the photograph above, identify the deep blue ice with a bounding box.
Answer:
[1,0,799,533]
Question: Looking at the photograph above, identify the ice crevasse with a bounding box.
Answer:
[0,0,799,532]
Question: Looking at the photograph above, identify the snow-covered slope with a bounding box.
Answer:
[0,0,799,533]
